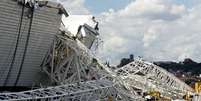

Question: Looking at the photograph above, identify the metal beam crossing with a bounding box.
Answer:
[0,80,117,101]
[115,59,194,98]
[0,23,195,101]
[0,32,194,100]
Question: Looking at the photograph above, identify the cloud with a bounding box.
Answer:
[97,0,201,64]
[50,0,90,15]
[119,0,186,21]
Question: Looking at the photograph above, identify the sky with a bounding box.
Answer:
[57,0,201,65]
[84,0,132,14]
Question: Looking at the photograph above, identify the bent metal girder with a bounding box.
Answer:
[115,59,194,98]
[40,34,143,100]
[0,80,117,101]
[0,33,193,100]
[41,35,108,85]
[40,33,193,99]
[0,34,140,101]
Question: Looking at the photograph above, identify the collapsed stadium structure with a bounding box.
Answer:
[0,0,200,101]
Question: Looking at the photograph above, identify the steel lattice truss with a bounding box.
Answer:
[0,34,142,101]
[115,59,194,98]
[0,80,117,101]
[0,0,195,100]
[41,35,109,85]
[0,33,194,101]
[40,34,142,100]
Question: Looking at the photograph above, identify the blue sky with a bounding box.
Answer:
[84,0,200,15]
[60,0,201,64]
[93,0,201,64]
[174,0,200,8]
[85,0,132,14]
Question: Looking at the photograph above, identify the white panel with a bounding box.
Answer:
[0,0,62,87]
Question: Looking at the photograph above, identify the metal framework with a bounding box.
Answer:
[0,32,196,101]
[0,0,198,101]
[40,34,143,100]
[115,59,194,98]
[0,14,196,100]
[41,35,105,85]
[0,80,117,101]
[0,32,196,100]
[0,34,143,101]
